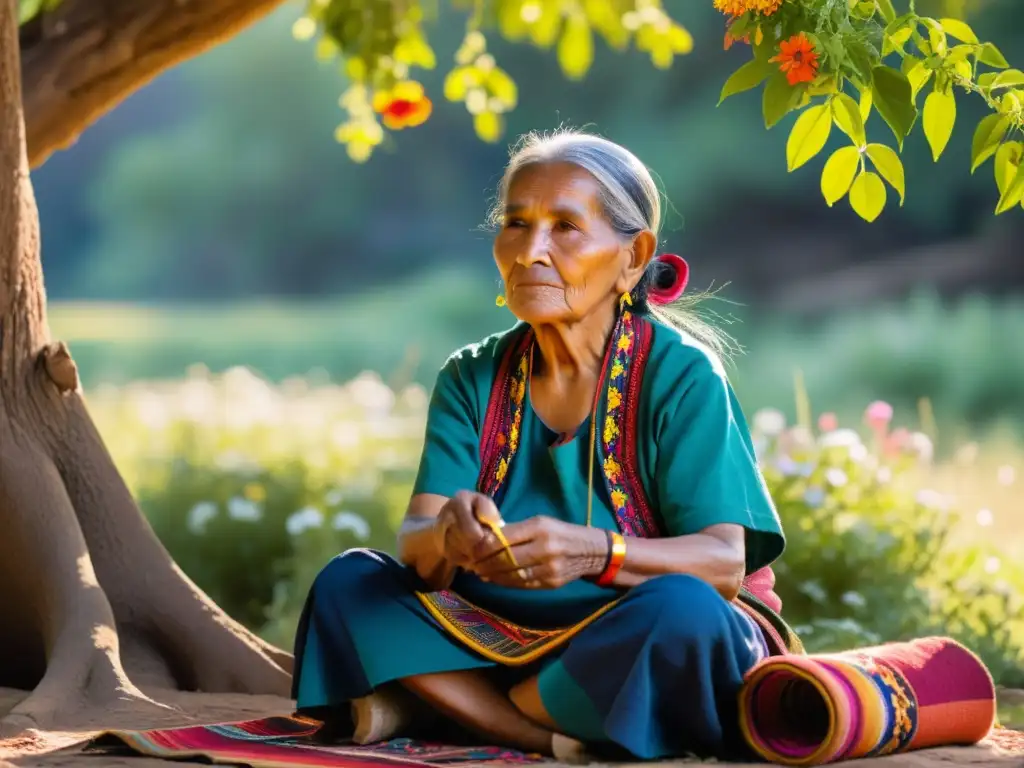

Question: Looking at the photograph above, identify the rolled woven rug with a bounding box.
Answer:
[738,636,997,765]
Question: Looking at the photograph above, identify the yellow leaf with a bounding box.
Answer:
[994,142,1022,196]
[786,104,833,172]
[922,87,956,162]
[865,143,905,205]
[970,114,1009,173]
[995,163,1024,214]
[487,68,518,107]
[474,111,503,143]
[859,88,873,122]
[558,15,594,79]
[902,56,932,98]
[820,146,861,206]
[939,17,978,44]
[832,92,866,146]
[528,4,562,47]
[849,170,887,222]
[444,67,477,102]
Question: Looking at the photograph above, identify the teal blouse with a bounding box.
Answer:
[412,317,784,629]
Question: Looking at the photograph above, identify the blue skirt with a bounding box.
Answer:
[292,549,769,760]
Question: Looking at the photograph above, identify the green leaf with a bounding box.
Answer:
[990,69,1024,90]
[970,114,1009,173]
[995,163,1024,214]
[875,0,897,23]
[719,59,773,105]
[763,72,804,129]
[820,146,861,206]
[871,66,918,149]
[865,143,906,205]
[832,92,867,146]
[787,104,833,172]
[849,170,887,222]
[922,87,956,162]
[939,18,978,44]
[18,0,44,23]
[557,15,593,79]
[978,42,1009,69]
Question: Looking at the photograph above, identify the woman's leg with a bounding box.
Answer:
[401,669,556,755]
[530,574,769,760]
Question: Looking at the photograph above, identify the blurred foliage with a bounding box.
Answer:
[19,0,1021,217]
[85,365,1024,686]
[28,2,1023,302]
[717,1,1024,220]
[52,290,1024,435]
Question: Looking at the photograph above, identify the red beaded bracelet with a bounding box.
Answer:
[596,531,627,586]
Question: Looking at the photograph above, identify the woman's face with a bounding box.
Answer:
[493,162,652,327]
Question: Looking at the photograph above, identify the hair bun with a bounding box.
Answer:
[648,254,689,306]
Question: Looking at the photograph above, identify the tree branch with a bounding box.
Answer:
[21,0,287,169]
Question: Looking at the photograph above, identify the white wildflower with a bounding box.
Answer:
[915,489,948,509]
[876,466,892,483]
[826,468,848,487]
[997,465,1016,487]
[332,511,371,541]
[841,591,867,609]
[227,496,262,522]
[976,508,994,527]
[753,408,786,437]
[984,556,1000,574]
[187,501,218,535]
[908,432,934,463]
[286,506,324,536]
[819,428,861,449]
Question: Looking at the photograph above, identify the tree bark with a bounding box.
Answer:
[0,0,292,735]
[20,0,287,168]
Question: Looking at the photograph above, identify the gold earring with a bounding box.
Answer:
[496,295,507,307]
[619,292,632,309]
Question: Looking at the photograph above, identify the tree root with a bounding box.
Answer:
[0,362,293,735]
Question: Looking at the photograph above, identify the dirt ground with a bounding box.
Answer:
[1,687,1022,768]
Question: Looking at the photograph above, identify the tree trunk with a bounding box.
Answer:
[20,0,287,168]
[0,0,292,735]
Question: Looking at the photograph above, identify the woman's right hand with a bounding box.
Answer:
[433,491,503,569]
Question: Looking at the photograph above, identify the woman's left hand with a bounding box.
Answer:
[469,516,610,589]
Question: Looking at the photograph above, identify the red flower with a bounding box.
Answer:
[373,82,433,130]
[771,33,820,85]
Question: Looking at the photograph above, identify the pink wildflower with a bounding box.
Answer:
[817,412,838,433]
[864,400,893,430]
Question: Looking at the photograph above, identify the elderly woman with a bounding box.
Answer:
[291,130,800,761]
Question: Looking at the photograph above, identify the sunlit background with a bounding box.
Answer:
[31,0,1023,717]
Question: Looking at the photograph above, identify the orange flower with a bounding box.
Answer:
[372,81,432,130]
[714,0,782,18]
[771,33,819,85]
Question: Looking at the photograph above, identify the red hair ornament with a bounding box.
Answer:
[647,253,689,306]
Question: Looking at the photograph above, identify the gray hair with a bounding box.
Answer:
[489,128,734,358]
[488,128,662,241]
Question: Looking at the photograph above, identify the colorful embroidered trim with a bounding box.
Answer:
[600,308,660,537]
[467,313,803,657]
[415,590,619,665]
[478,329,533,501]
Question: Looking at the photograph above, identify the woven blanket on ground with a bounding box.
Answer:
[91,715,542,768]
[739,636,998,765]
